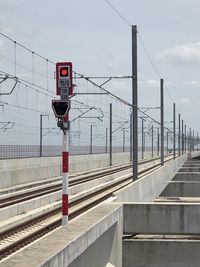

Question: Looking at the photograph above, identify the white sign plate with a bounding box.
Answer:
[60,87,69,96]
[59,79,70,88]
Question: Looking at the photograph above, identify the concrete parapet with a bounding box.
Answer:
[1,203,123,267]
[0,191,61,222]
[184,164,200,167]
[123,238,200,267]
[179,166,200,172]
[113,155,187,202]
[0,156,61,189]
[0,152,132,189]
[73,151,150,174]
[0,164,61,189]
[160,181,200,197]
[173,172,200,181]
[123,203,200,234]
[69,152,133,173]
[0,157,61,171]
[0,201,61,234]
[188,151,200,159]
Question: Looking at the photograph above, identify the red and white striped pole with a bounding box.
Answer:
[62,115,69,225]
[55,61,72,226]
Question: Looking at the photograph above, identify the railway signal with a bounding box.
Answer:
[52,61,73,226]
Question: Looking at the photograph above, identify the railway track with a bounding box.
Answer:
[0,155,171,209]
[0,155,173,261]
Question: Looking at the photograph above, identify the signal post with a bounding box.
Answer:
[52,62,73,226]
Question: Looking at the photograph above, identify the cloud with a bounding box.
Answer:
[109,79,130,95]
[186,81,200,86]
[139,79,159,89]
[180,98,191,104]
[182,81,200,88]
[103,53,123,74]
[0,26,13,34]
[158,42,200,64]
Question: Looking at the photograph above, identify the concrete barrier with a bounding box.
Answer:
[184,163,200,166]
[0,191,61,222]
[179,166,200,172]
[0,156,61,189]
[173,172,200,181]
[160,181,200,197]
[0,152,132,189]
[123,203,200,234]
[69,151,151,173]
[0,157,61,171]
[0,156,163,225]
[122,153,200,267]
[113,155,187,202]
[188,151,200,159]
[2,152,199,266]
[70,152,131,173]
[1,203,123,267]
[123,238,200,267]
[0,152,156,190]
[0,164,61,189]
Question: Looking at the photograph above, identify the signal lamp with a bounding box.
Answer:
[52,100,70,118]
[60,67,69,77]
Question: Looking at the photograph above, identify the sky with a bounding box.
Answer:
[0,0,200,147]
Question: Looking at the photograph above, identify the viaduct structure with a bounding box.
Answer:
[1,150,200,267]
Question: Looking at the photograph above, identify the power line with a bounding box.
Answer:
[19,81,54,98]
[3,111,43,124]
[137,32,161,78]
[0,100,53,115]
[0,33,55,65]
[103,0,175,105]
[104,0,156,74]
[104,0,131,26]
[0,31,157,110]
[0,21,175,108]
[163,80,177,105]
[0,69,55,96]
[0,30,179,133]
[74,71,132,107]
[0,53,50,80]
[74,71,171,128]
[138,34,176,104]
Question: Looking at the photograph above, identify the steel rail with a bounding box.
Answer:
[0,156,173,260]
[0,155,171,209]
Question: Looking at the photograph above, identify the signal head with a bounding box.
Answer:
[52,100,70,118]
